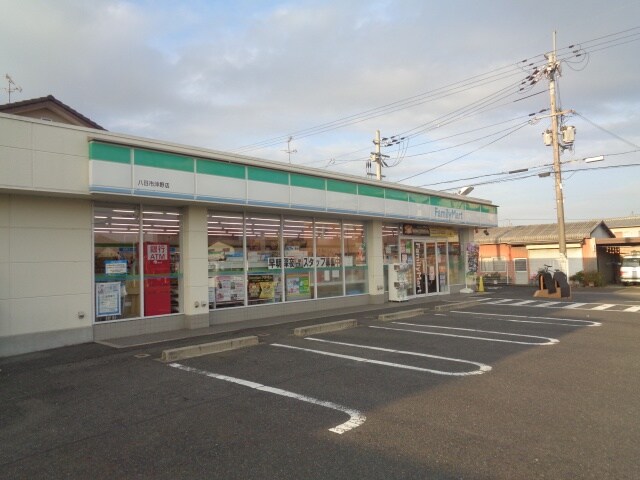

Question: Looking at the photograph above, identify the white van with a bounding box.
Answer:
[620,253,640,285]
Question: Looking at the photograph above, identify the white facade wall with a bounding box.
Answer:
[0,195,93,356]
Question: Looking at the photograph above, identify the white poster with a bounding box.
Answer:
[96,282,122,317]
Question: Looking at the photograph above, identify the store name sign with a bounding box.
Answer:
[433,207,464,222]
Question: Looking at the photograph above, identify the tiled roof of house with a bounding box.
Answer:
[475,220,613,244]
[0,95,105,130]
[602,215,640,229]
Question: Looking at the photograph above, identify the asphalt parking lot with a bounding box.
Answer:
[1,286,639,479]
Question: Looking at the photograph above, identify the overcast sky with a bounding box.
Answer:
[2,0,639,225]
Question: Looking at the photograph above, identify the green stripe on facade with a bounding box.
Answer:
[481,205,497,214]
[358,184,385,199]
[135,149,194,172]
[197,159,245,179]
[327,179,357,194]
[431,197,453,207]
[248,167,289,185]
[386,189,408,202]
[291,173,325,190]
[89,142,131,164]
[408,193,430,204]
[466,202,482,212]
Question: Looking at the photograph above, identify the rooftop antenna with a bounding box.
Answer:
[4,74,22,103]
[282,136,297,163]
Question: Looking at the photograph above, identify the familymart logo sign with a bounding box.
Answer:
[434,207,463,222]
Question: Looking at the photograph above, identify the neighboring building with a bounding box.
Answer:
[0,95,105,130]
[0,107,498,357]
[474,221,616,285]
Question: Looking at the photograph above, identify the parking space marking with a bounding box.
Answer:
[375,323,559,345]
[272,342,490,376]
[305,338,491,375]
[591,304,615,311]
[509,300,537,306]
[450,310,601,327]
[472,298,640,313]
[168,362,365,435]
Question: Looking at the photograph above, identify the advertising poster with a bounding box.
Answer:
[105,259,128,275]
[286,273,310,300]
[213,275,245,304]
[96,282,122,317]
[247,274,276,302]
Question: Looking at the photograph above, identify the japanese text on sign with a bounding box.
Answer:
[268,256,341,269]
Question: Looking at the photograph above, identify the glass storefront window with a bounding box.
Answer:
[315,220,342,298]
[94,205,141,321]
[344,222,367,295]
[93,204,182,321]
[283,217,315,301]
[448,242,462,286]
[246,215,282,304]
[208,212,245,309]
[382,224,399,291]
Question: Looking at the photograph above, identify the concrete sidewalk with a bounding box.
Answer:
[97,290,490,349]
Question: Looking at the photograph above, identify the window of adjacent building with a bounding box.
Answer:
[283,217,315,301]
[246,214,282,304]
[315,220,343,298]
[344,222,368,295]
[481,256,507,272]
[93,204,182,322]
[208,212,245,309]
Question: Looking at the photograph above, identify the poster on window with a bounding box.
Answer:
[96,282,122,317]
[466,242,479,273]
[247,274,277,301]
[286,273,311,300]
[213,275,245,304]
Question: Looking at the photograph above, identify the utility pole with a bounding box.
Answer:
[283,136,297,163]
[374,130,382,180]
[368,130,389,180]
[545,31,571,274]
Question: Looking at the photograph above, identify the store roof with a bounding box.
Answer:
[475,220,613,244]
[0,95,105,130]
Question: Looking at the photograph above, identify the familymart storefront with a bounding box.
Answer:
[0,113,497,356]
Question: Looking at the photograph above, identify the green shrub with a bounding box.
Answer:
[582,270,604,287]
[570,271,584,284]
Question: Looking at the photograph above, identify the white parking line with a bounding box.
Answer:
[272,341,491,376]
[375,323,559,345]
[305,338,491,375]
[624,305,640,312]
[591,304,615,311]
[450,310,601,327]
[168,362,365,435]
[509,300,537,306]
[563,302,587,309]
[486,299,514,304]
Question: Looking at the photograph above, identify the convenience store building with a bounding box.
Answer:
[0,112,498,357]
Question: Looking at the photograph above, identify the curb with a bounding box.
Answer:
[378,308,425,322]
[294,319,358,337]
[161,335,259,362]
[433,299,485,311]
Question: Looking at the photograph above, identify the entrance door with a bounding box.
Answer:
[514,258,529,285]
[413,241,426,295]
[413,241,448,295]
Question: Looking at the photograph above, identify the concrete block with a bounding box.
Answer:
[294,319,358,337]
[161,335,259,362]
[378,309,424,322]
